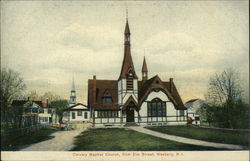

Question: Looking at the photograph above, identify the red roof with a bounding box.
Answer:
[11,100,52,108]
[88,75,186,110]
[88,79,119,110]
[119,20,138,79]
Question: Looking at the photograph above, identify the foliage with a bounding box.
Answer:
[50,99,69,124]
[23,90,61,102]
[72,128,222,151]
[146,125,250,148]
[0,68,26,129]
[1,127,59,151]
[201,69,249,129]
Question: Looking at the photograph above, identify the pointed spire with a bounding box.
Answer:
[126,8,128,21]
[124,20,130,35]
[71,76,75,91]
[124,9,130,35]
[119,17,137,79]
[142,56,148,73]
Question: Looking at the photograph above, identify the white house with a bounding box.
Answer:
[11,99,55,126]
[63,103,90,123]
[185,99,204,125]
[88,19,187,127]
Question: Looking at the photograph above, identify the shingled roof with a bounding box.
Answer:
[11,100,44,108]
[88,75,186,110]
[138,75,186,110]
[88,79,119,110]
[119,20,138,79]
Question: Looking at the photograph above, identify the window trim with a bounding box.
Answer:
[147,98,166,117]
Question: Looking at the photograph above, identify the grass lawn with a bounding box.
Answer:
[145,125,250,149]
[71,128,225,151]
[1,127,60,151]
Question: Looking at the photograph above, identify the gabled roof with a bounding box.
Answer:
[142,57,148,72]
[138,75,186,110]
[11,100,43,108]
[185,99,199,104]
[64,103,89,111]
[88,79,119,110]
[123,95,138,110]
[11,100,29,106]
[88,76,185,110]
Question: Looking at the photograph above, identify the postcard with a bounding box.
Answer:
[1,1,249,161]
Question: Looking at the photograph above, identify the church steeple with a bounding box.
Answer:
[70,77,76,105]
[118,15,138,107]
[142,56,148,81]
[119,18,137,80]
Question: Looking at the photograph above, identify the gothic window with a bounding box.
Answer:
[147,98,166,117]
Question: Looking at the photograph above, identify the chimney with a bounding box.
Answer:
[93,75,96,105]
[170,78,173,93]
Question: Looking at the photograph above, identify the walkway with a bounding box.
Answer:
[20,130,82,151]
[128,126,244,150]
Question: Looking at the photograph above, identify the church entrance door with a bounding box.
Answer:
[126,107,135,122]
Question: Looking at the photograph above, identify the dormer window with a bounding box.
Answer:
[103,97,112,104]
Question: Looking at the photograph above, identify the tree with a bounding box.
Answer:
[0,68,26,127]
[26,90,40,100]
[50,99,69,125]
[202,68,249,128]
[40,91,60,102]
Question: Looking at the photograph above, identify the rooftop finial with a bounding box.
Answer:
[126,8,128,21]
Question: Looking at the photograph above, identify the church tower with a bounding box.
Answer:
[118,18,138,107]
[142,56,148,82]
[69,77,76,105]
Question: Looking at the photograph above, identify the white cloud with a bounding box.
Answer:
[57,23,121,50]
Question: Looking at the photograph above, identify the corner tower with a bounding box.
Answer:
[118,19,138,108]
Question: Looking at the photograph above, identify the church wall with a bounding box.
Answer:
[138,90,186,123]
[133,79,138,92]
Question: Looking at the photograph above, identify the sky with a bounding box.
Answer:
[1,1,249,104]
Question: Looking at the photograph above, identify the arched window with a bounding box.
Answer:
[147,98,166,117]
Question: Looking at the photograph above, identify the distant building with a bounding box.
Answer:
[64,79,90,123]
[88,18,187,127]
[11,98,55,126]
[63,103,90,123]
[185,99,204,125]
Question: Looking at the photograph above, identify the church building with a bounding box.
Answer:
[63,78,90,123]
[88,19,187,126]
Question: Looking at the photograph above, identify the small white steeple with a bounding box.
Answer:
[70,76,76,105]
